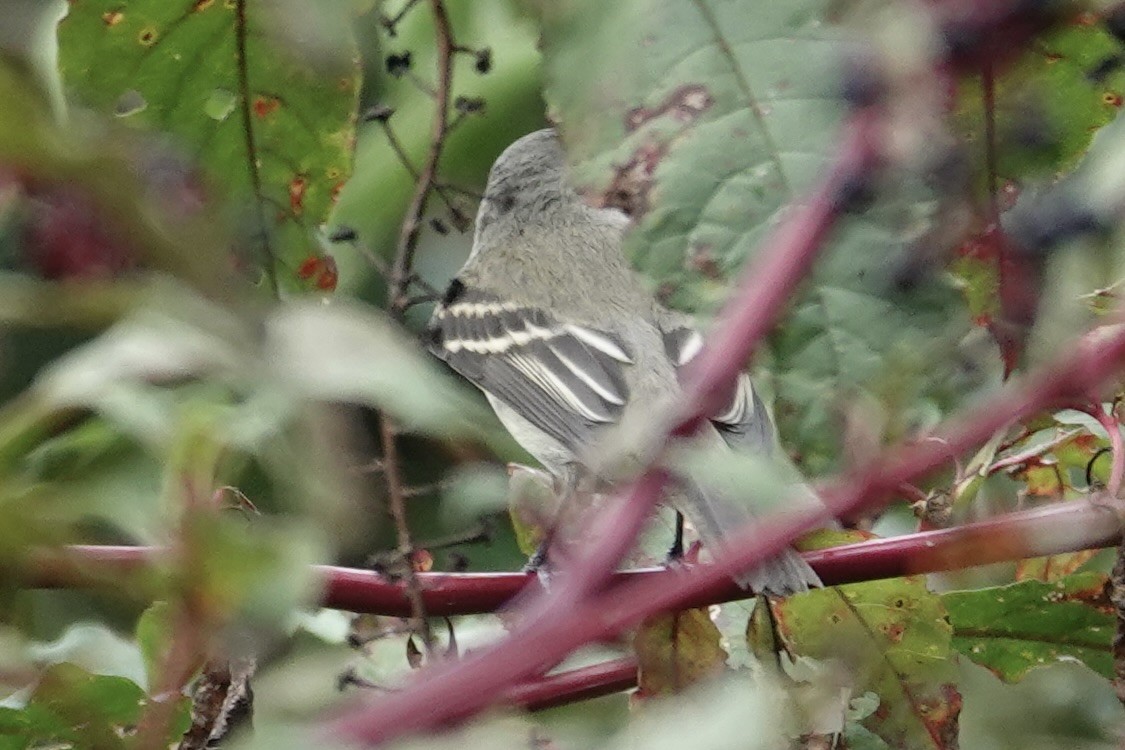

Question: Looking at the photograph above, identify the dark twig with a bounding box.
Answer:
[375,0,459,660]
[378,415,435,655]
[376,121,469,221]
[388,0,455,314]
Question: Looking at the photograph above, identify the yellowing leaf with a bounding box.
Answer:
[634,608,728,698]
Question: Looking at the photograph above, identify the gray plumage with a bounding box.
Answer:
[426,128,820,595]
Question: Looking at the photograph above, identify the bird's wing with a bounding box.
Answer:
[659,321,775,454]
[427,284,633,453]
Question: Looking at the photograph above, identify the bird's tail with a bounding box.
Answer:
[676,478,821,596]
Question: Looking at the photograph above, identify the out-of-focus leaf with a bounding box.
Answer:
[775,529,961,749]
[958,659,1124,750]
[57,0,360,292]
[28,624,147,690]
[956,18,1125,182]
[1004,111,1125,365]
[33,308,246,415]
[1016,550,1099,582]
[135,601,171,692]
[0,662,186,749]
[505,463,556,557]
[634,609,727,698]
[607,676,790,750]
[189,514,323,628]
[540,0,974,473]
[265,300,500,441]
[943,572,1113,681]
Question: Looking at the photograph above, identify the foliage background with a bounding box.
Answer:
[0,0,1124,748]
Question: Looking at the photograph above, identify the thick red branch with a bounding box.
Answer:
[505,657,638,712]
[27,499,1120,618]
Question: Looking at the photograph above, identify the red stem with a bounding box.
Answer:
[505,657,638,712]
[1088,402,1124,497]
[22,499,1121,716]
[24,500,1122,618]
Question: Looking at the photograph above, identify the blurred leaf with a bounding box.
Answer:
[0,662,185,749]
[439,463,509,527]
[634,609,727,698]
[505,463,556,556]
[956,18,1125,183]
[28,623,147,690]
[776,529,961,749]
[135,601,171,692]
[1016,550,1099,582]
[265,300,498,440]
[540,0,974,472]
[943,572,1113,681]
[606,676,790,750]
[188,514,323,629]
[57,0,360,292]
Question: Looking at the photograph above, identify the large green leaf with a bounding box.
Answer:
[773,530,961,749]
[57,0,360,293]
[539,0,974,473]
[943,572,1113,682]
[0,662,187,749]
[956,18,1125,183]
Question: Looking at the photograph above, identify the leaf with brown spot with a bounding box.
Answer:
[775,530,961,749]
[540,0,976,475]
[944,572,1114,682]
[634,608,728,698]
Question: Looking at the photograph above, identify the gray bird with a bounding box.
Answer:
[425,128,820,594]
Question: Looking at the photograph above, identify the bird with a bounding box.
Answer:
[424,128,820,595]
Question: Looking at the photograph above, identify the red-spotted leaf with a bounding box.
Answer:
[774,530,961,749]
[57,0,360,293]
[634,608,728,698]
[943,571,1113,681]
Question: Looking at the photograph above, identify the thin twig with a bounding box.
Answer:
[379,122,468,218]
[388,0,455,314]
[379,415,435,654]
[374,0,458,659]
[986,428,1083,475]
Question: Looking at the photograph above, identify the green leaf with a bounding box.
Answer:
[57,0,361,292]
[943,572,1113,682]
[540,0,973,472]
[264,300,501,441]
[0,662,156,749]
[956,18,1125,183]
[28,623,148,691]
[135,601,173,692]
[774,531,961,749]
[634,609,728,697]
[189,514,323,627]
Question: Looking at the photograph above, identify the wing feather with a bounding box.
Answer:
[428,286,632,453]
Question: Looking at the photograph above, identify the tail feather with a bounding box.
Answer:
[675,477,822,596]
